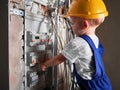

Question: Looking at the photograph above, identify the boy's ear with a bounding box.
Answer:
[83,20,89,29]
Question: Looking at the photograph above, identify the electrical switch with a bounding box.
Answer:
[27,71,39,87]
[27,52,37,67]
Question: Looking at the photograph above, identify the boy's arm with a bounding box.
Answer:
[39,53,66,71]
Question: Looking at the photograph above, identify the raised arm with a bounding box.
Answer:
[39,53,66,71]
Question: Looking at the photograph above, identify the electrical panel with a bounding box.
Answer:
[24,24,54,90]
[9,0,74,90]
[24,1,55,89]
[24,0,74,90]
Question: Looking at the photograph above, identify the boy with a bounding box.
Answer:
[39,0,112,89]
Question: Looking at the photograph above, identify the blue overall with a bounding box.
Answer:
[73,35,112,90]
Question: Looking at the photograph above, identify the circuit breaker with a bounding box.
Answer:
[24,23,54,90]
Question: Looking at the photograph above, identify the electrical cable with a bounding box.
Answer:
[37,0,76,89]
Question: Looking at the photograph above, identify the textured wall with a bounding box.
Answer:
[9,1,24,90]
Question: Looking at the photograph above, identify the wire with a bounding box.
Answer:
[37,1,75,89]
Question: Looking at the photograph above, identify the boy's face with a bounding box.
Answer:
[70,16,85,36]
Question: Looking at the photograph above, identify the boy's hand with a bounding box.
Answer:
[38,60,47,71]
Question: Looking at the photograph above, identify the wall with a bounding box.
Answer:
[97,0,120,90]
[0,0,9,90]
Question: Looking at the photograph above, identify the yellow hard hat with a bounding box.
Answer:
[66,0,108,19]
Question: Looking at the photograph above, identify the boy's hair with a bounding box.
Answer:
[87,17,105,27]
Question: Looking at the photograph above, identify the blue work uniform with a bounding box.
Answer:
[73,35,112,90]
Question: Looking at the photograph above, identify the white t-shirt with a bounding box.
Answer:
[61,35,99,80]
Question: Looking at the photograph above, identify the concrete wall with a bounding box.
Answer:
[9,1,24,90]
[96,0,120,90]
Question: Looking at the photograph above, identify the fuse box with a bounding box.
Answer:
[24,0,73,90]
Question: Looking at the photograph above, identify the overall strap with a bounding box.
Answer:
[80,35,105,77]
[80,35,97,51]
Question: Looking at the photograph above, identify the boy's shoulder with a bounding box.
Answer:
[69,37,90,47]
